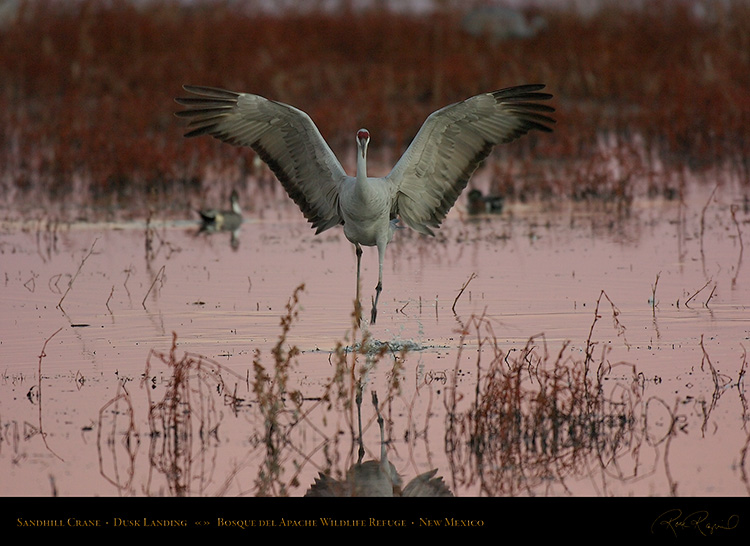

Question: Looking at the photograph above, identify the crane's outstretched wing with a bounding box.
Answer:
[387,84,555,235]
[401,469,454,497]
[175,85,347,233]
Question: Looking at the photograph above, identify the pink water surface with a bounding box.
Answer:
[1,183,748,497]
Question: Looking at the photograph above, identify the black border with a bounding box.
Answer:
[5,496,750,539]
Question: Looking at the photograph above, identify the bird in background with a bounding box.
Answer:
[304,388,453,497]
[467,188,505,215]
[196,189,244,249]
[197,189,243,232]
[176,84,554,323]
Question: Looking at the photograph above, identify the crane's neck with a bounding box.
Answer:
[356,147,368,184]
[355,128,370,185]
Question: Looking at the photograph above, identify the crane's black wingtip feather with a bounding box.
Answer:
[181,84,239,98]
[182,125,215,138]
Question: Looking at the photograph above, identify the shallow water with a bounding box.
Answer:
[1,184,749,497]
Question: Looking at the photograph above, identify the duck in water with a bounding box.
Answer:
[467,188,505,215]
[197,190,243,249]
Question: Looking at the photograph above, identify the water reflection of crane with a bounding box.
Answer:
[305,389,453,497]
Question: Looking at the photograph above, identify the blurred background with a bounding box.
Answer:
[0,0,748,220]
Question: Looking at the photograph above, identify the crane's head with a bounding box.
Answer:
[357,128,370,157]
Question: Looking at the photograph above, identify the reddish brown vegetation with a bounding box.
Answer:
[0,0,748,216]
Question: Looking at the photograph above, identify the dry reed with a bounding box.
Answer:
[89,286,749,496]
[1,1,748,219]
[443,307,643,496]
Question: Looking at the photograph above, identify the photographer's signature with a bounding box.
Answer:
[651,509,739,537]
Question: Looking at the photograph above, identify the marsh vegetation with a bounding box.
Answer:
[1,1,749,498]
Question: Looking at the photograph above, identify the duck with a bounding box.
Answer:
[467,188,505,215]
[197,190,243,233]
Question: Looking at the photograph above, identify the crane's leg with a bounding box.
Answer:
[371,242,385,324]
[355,243,363,320]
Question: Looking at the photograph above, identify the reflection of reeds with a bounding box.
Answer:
[92,288,748,496]
[97,383,137,493]
[140,332,244,496]
[444,313,641,496]
[35,327,64,463]
[96,282,408,497]
[252,284,305,496]
[443,301,750,496]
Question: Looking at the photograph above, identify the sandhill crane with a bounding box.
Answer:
[175,84,554,323]
[305,389,452,497]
